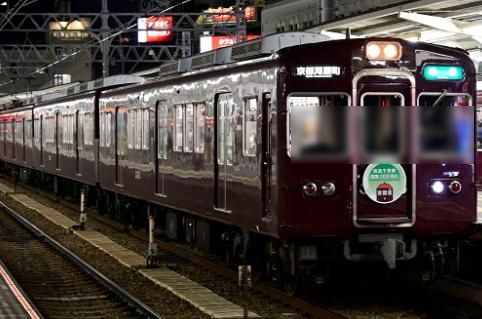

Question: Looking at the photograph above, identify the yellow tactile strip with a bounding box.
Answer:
[7,192,259,318]
[140,268,259,319]
[0,183,14,194]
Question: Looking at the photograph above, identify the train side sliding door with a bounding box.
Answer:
[261,93,272,218]
[55,112,60,169]
[214,93,235,213]
[115,106,126,186]
[155,100,168,197]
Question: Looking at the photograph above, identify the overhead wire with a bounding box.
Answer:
[0,0,192,90]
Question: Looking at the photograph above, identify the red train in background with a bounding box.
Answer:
[0,33,478,294]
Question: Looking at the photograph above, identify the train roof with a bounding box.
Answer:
[156,32,331,78]
[0,75,145,110]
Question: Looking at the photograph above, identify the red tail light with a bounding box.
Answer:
[303,183,317,196]
[449,180,462,194]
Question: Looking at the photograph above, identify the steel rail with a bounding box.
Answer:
[0,200,164,319]
[9,181,348,319]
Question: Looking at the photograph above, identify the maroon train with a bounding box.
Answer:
[0,33,478,293]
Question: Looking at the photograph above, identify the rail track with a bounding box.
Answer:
[0,200,163,319]
[4,178,427,319]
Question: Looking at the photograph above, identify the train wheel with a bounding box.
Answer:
[283,273,300,296]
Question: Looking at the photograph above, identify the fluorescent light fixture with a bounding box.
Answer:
[0,2,7,6]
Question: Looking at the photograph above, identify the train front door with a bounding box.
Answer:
[354,72,415,227]
[214,93,235,213]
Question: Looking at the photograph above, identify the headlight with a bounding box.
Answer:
[366,41,402,61]
[431,180,445,194]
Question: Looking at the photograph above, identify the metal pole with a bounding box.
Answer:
[79,188,87,229]
[147,206,158,267]
[101,0,110,77]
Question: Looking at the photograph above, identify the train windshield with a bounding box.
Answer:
[418,93,473,162]
[362,94,404,157]
[288,94,348,159]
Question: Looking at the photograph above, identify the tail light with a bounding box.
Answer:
[449,180,462,194]
[366,41,402,61]
[303,182,317,196]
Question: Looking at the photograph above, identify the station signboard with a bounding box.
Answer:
[200,35,260,53]
[138,16,174,43]
[48,18,91,44]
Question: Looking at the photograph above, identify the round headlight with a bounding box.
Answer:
[431,181,444,194]
[383,44,398,59]
[366,43,382,60]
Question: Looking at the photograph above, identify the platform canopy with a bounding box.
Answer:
[309,0,482,52]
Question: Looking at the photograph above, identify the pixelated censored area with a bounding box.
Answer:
[288,95,474,164]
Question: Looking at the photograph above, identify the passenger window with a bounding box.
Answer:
[157,101,168,159]
[174,105,183,152]
[101,112,112,148]
[184,104,194,152]
[127,110,134,149]
[195,103,205,154]
[117,107,127,155]
[83,112,93,146]
[135,109,142,150]
[243,98,257,157]
[142,108,150,150]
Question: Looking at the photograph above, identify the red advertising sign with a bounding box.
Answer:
[200,35,260,53]
[197,6,257,25]
[138,16,174,43]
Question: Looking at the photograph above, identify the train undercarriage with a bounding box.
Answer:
[1,163,463,296]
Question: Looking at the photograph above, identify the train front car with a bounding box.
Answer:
[277,39,476,290]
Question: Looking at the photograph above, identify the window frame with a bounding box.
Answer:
[286,92,351,158]
[194,102,206,154]
[174,104,184,152]
[242,97,258,157]
[157,101,168,160]
[184,103,194,153]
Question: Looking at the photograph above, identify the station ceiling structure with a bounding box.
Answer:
[310,0,482,51]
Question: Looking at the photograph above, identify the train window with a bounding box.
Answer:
[288,94,348,158]
[174,105,183,152]
[142,108,150,150]
[477,108,482,151]
[184,104,194,152]
[100,113,105,147]
[16,120,23,144]
[62,115,67,144]
[418,93,473,160]
[194,103,205,154]
[34,117,39,146]
[6,121,12,143]
[135,109,142,150]
[362,94,404,156]
[117,107,127,156]
[0,122,4,141]
[83,112,93,146]
[127,110,134,149]
[100,112,112,148]
[157,101,168,159]
[243,98,257,157]
[106,112,112,148]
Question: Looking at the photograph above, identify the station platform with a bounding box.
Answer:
[0,259,42,319]
[2,187,259,319]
